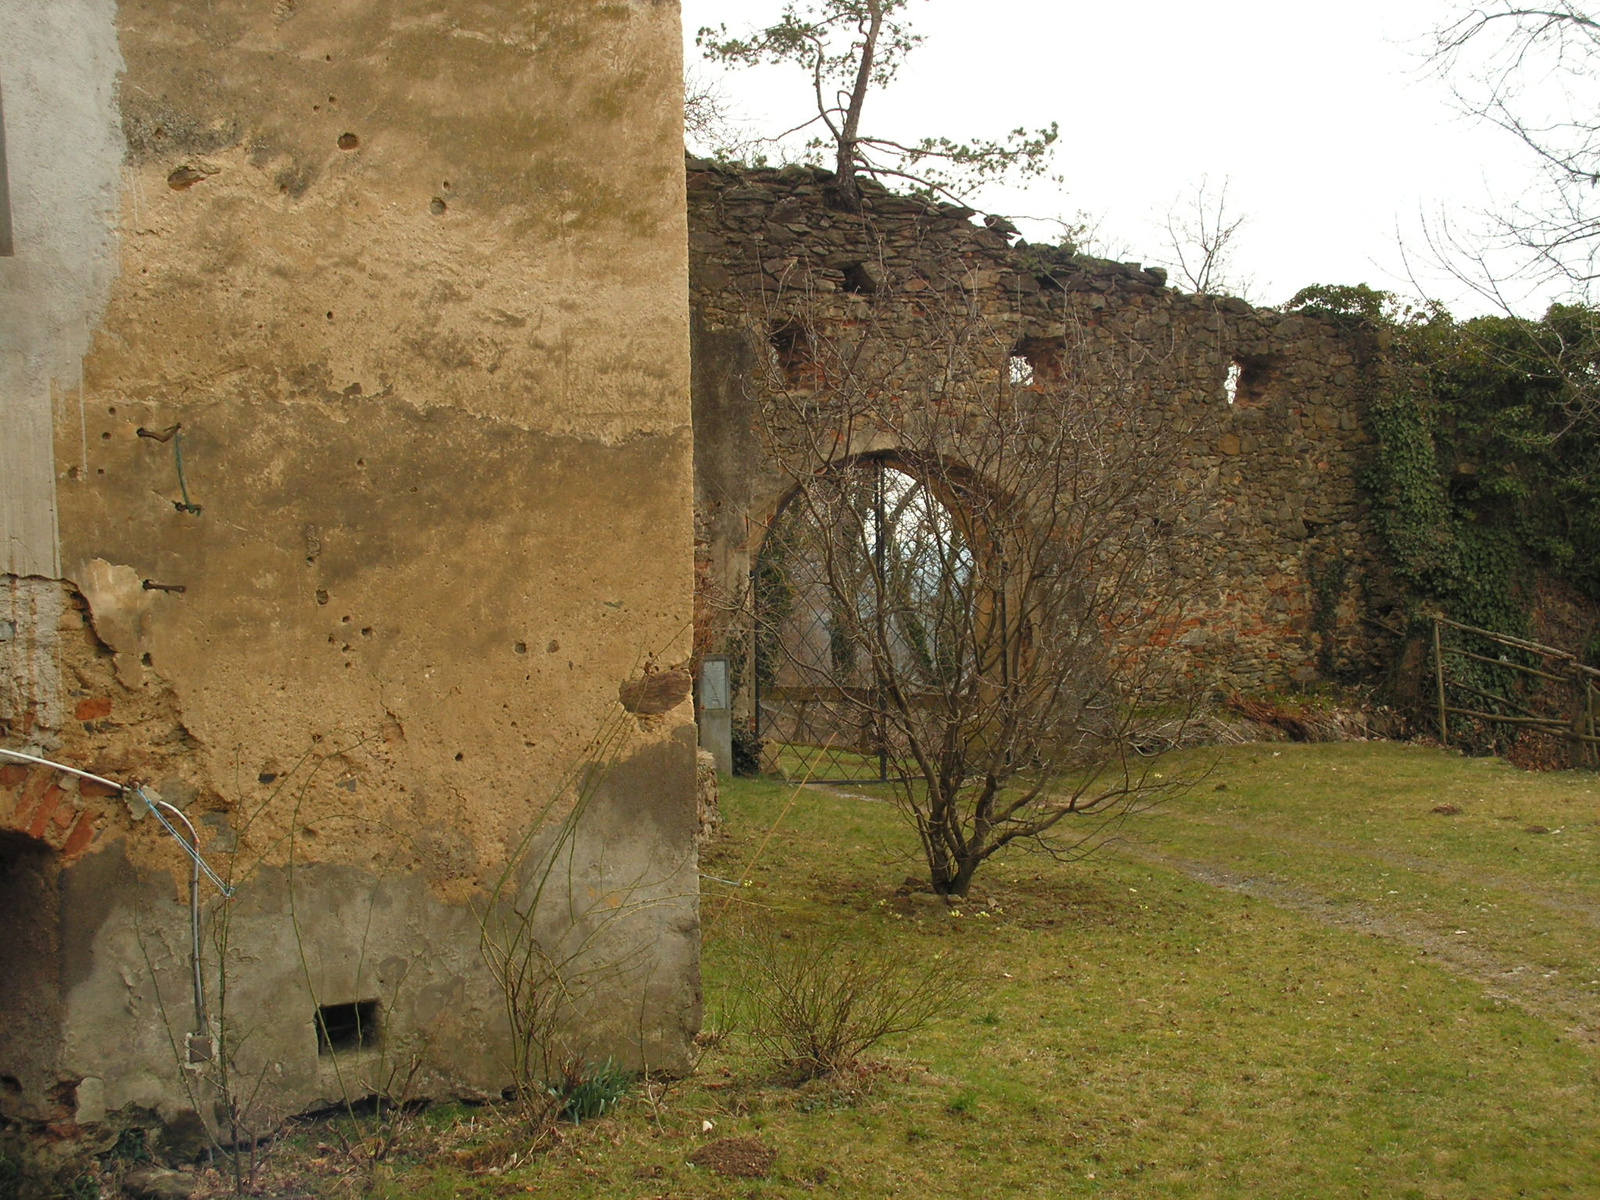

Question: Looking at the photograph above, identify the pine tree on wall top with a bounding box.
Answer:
[696,0,1057,213]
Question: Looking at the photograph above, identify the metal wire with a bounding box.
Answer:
[172,432,201,514]
[133,786,234,898]
[0,746,229,1036]
[0,747,234,896]
[0,746,124,793]
[138,791,210,1035]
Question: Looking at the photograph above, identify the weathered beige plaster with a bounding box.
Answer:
[3,0,699,1149]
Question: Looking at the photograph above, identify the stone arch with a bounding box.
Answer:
[747,450,996,778]
[744,438,999,571]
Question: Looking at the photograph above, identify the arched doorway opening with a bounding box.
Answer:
[752,455,975,783]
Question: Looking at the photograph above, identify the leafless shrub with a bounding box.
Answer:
[475,705,676,1121]
[732,921,971,1080]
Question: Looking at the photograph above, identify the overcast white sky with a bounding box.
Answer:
[681,0,1567,316]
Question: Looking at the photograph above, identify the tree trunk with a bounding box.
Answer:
[828,148,861,213]
[931,857,978,898]
[826,0,883,213]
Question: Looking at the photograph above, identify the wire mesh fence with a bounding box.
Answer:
[754,685,901,784]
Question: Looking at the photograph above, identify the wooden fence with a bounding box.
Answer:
[1432,614,1599,767]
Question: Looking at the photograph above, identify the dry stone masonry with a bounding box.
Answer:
[687,159,1398,702]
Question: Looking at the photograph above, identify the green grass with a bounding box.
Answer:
[354,743,1599,1200]
[1132,742,1600,1036]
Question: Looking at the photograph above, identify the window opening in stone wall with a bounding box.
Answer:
[0,80,15,257]
[1229,356,1277,406]
[315,1000,380,1055]
[769,319,813,387]
[1009,339,1060,388]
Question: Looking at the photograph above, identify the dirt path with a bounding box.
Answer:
[1155,807,1600,929]
[1117,839,1600,1047]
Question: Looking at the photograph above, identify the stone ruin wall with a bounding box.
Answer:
[687,160,1400,706]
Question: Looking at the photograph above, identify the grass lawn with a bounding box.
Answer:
[328,743,1597,1199]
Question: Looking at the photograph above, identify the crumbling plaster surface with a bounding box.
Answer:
[2,0,700,1145]
[1,579,69,740]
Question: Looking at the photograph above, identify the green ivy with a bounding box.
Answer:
[1360,380,1462,602]
[1288,287,1600,752]
[1289,286,1600,636]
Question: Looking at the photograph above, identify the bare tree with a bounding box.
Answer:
[748,278,1204,897]
[684,68,768,166]
[1430,2,1600,293]
[1157,176,1253,300]
[1401,7,1600,448]
[1420,4,1600,437]
[696,0,1057,213]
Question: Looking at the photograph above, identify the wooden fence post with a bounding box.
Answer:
[1580,678,1593,771]
[1434,618,1449,747]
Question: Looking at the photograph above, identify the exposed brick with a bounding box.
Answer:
[61,813,96,859]
[28,784,66,840]
[73,697,113,722]
[11,770,53,830]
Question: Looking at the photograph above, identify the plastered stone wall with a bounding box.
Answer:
[687,161,1397,704]
[1,0,699,1149]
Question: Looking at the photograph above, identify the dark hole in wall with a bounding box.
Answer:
[768,319,813,386]
[1230,356,1278,406]
[841,262,878,295]
[0,830,62,1118]
[1010,338,1062,386]
[315,1000,380,1054]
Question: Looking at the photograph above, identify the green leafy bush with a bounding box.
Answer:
[730,721,765,777]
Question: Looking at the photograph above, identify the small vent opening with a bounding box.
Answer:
[315,1000,380,1055]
